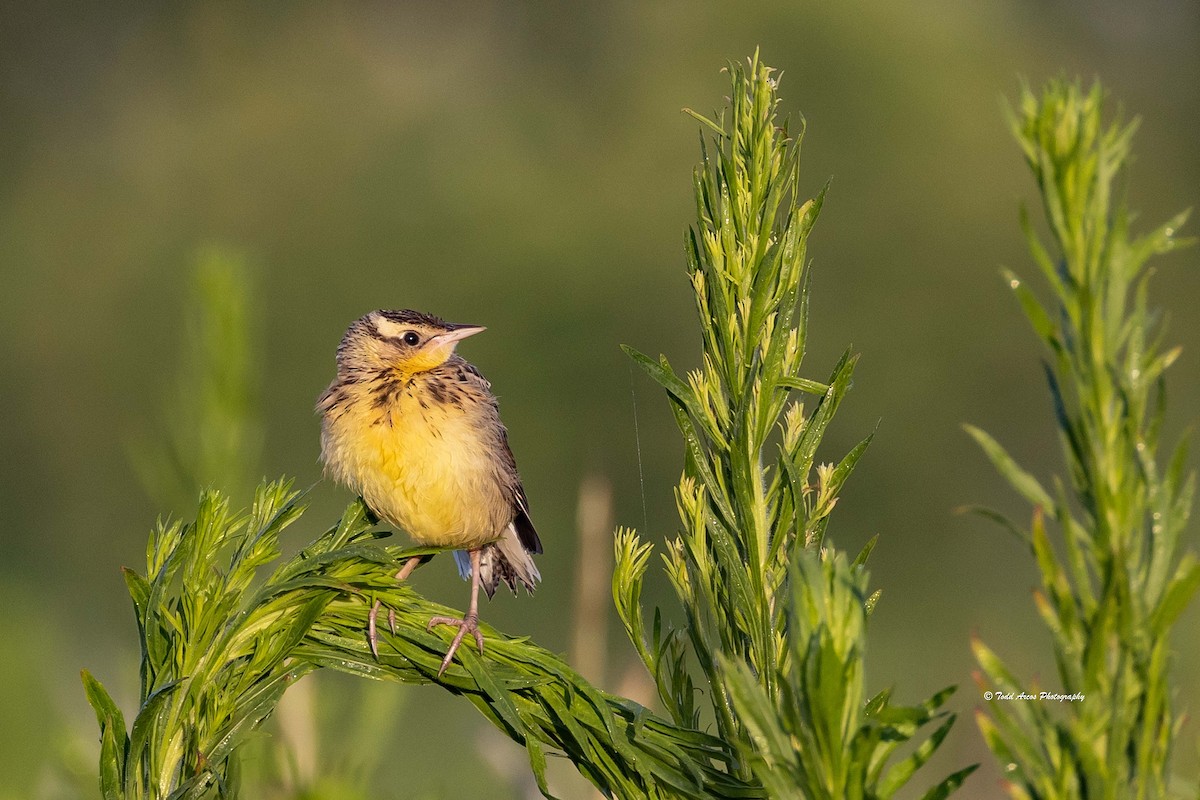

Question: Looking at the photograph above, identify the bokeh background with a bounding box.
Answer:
[2,2,1198,798]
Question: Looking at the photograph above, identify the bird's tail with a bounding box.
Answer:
[453,522,541,598]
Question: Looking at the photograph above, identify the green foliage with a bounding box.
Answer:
[969,78,1198,799]
[85,53,980,800]
[85,486,759,799]
[83,480,315,800]
[615,53,974,797]
[129,247,262,512]
[721,550,977,800]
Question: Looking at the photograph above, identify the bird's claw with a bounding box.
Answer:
[367,557,421,659]
[367,601,402,658]
[368,600,382,658]
[427,612,484,676]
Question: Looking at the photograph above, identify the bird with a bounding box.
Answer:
[316,309,542,675]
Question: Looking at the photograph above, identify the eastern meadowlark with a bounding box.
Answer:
[317,309,542,675]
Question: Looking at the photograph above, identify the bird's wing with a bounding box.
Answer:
[499,429,543,555]
[451,357,544,556]
[451,356,543,555]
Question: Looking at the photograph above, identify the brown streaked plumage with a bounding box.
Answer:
[317,309,542,675]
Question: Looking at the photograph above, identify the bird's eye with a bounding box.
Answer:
[402,331,421,346]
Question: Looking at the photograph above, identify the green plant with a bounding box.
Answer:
[615,53,975,798]
[128,247,262,512]
[84,484,756,799]
[967,78,1198,799]
[85,54,978,800]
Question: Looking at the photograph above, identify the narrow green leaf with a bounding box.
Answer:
[777,375,829,396]
[122,569,151,628]
[683,106,726,136]
[1151,555,1200,633]
[792,349,857,473]
[125,679,182,798]
[957,505,1029,544]
[917,764,980,800]
[826,431,874,500]
[853,535,879,568]
[622,347,721,446]
[82,670,129,752]
[525,737,558,800]
[963,424,1055,510]
[1003,269,1057,348]
[98,721,125,800]
[1018,204,1068,300]
[879,714,959,797]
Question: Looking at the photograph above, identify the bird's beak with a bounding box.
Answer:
[432,324,486,346]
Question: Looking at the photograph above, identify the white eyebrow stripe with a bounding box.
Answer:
[373,317,410,339]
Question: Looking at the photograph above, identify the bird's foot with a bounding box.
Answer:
[367,557,422,658]
[367,600,400,659]
[427,611,484,676]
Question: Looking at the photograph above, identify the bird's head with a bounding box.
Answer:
[338,309,485,375]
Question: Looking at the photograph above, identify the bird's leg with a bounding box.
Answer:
[394,556,421,582]
[368,556,422,659]
[427,548,485,676]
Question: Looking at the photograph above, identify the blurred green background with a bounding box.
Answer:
[2,2,1197,798]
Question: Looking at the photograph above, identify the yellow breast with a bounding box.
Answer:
[320,378,512,550]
